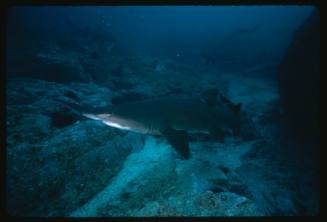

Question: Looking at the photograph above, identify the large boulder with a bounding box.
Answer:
[6,78,114,132]
[278,9,320,141]
[70,136,177,217]
[6,78,144,216]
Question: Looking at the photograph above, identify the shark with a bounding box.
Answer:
[81,89,245,159]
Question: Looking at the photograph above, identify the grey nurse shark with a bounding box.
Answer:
[83,89,251,159]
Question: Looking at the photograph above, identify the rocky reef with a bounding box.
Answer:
[6,79,145,216]
[6,70,319,216]
[278,9,320,141]
[6,8,319,217]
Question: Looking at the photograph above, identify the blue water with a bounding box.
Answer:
[6,6,319,217]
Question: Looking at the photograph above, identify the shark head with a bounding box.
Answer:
[82,108,152,134]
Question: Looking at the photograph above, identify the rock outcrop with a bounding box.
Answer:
[278,9,320,141]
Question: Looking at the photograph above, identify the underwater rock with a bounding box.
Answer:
[6,7,319,217]
[7,33,118,84]
[72,136,264,217]
[244,62,279,79]
[192,140,256,171]
[8,51,91,83]
[211,191,262,216]
[235,160,296,216]
[6,78,114,134]
[195,163,229,193]
[111,91,149,105]
[237,144,320,217]
[241,140,267,160]
[6,78,113,116]
[6,114,52,146]
[71,136,176,217]
[157,205,181,216]
[224,74,279,120]
[143,190,263,216]
[50,110,80,128]
[105,78,135,91]
[189,141,257,200]
[63,90,80,102]
[7,120,138,216]
[6,80,40,106]
[153,60,167,74]
[6,74,270,217]
[6,78,133,216]
[225,171,254,199]
[278,9,320,140]
[110,63,133,77]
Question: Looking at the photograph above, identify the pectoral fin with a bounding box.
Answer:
[161,127,190,159]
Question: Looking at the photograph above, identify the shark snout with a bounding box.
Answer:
[82,113,111,121]
[82,113,99,120]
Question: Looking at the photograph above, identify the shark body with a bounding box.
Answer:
[83,90,243,159]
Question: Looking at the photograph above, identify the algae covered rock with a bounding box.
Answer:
[6,78,142,216]
[7,120,140,216]
[278,9,320,140]
[72,136,177,217]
